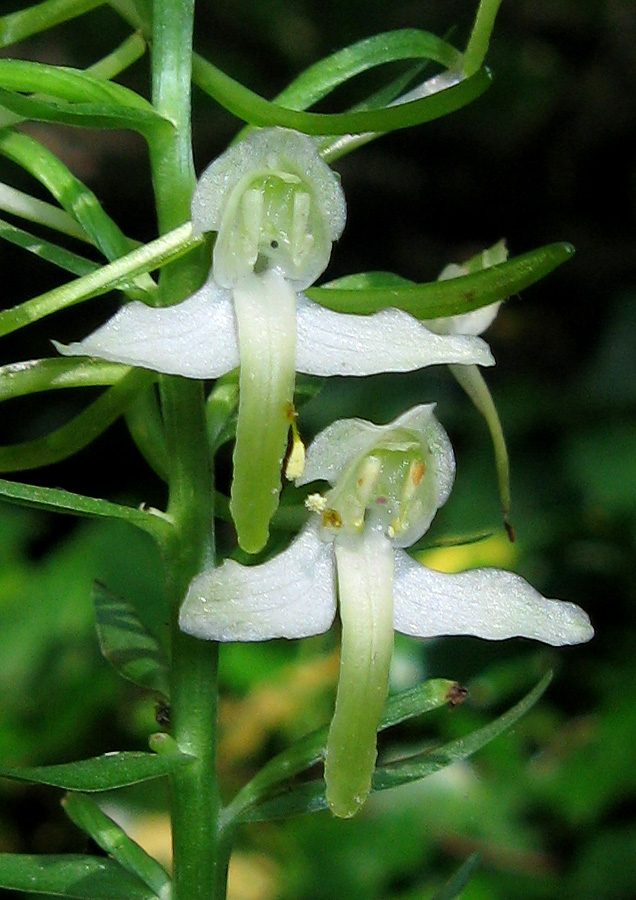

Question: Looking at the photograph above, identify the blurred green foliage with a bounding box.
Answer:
[1,0,635,898]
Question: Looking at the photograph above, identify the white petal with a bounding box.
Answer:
[424,301,501,337]
[55,279,239,378]
[295,294,495,376]
[297,404,454,507]
[192,128,346,242]
[326,527,395,817]
[392,550,594,646]
[179,522,337,641]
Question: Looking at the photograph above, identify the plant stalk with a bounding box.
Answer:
[149,0,226,897]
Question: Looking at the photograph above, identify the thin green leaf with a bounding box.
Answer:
[431,853,481,900]
[0,87,167,137]
[0,368,155,472]
[124,385,170,482]
[0,478,173,544]
[0,751,193,792]
[0,130,144,269]
[0,59,151,107]
[0,222,200,339]
[239,672,552,821]
[316,62,427,162]
[0,182,90,241]
[62,794,170,898]
[375,671,552,790]
[0,0,104,49]
[107,0,150,36]
[85,31,146,81]
[224,678,457,826]
[0,217,98,276]
[93,583,170,698]
[0,854,158,899]
[272,30,460,112]
[206,371,239,453]
[192,51,490,135]
[0,357,128,402]
[307,243,575,318]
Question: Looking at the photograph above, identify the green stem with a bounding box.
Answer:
[149,1,225,897]
[161,377,225,900]
[463,0,504,76]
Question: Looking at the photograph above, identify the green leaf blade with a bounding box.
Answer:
[238,672,552,822]
[0,477,173,544]
[62,794,170,898]
[0,854,159,899]
[0,217,97,276]
[308,243,575,318]
[0,369,155,473]
[193,52,490,135]
[224,677,458,826]
[0,751,193,792]
[93,583,170,698]
[0,0,105,50]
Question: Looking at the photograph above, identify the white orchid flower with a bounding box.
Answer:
[179,405,593,818]
[57,127,495,554]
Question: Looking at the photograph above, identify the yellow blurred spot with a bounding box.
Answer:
[121,815,280,899]
[219,652,339,770]
[228,852,280,900]
[418,533,518,573]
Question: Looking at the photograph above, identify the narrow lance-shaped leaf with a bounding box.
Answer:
[93,582,170,698]
[84,31,147,81]
[124,385,170,482]
[0,0,105,49]
[223,678,459,826]
[269,29,460,112]
[0,130,143,267]
[0,478,173,545]
[0,181,90,241]
[0,357,128,402]
[0,369,155,472]
[192,51,491,134]
[307,243,575,318]
[0,217,98,276]
[0,60,169,137]
[62,794,170,899]
[0,222,199,339]
[0,86,169,137]
[238,673,552,821]
[0,854,159,900]
[0,751,193,792]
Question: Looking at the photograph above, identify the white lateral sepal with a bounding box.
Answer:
[296,297,494,375]
[55,279,239,378]
[179,521,336,641]
[392,549,594,646]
